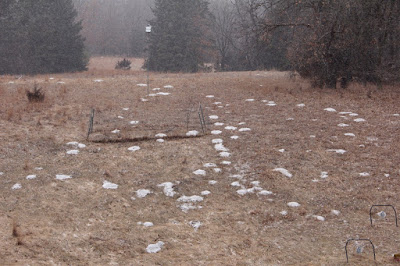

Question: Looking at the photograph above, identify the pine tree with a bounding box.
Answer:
[0,0,87,75]
[146,0,213,72]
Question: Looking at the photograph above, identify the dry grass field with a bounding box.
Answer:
[1,57,400,265]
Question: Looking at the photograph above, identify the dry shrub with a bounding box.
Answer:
[26,83,45,102]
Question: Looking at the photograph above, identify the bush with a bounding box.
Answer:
[115,58,131,70]
[26,83,45,102]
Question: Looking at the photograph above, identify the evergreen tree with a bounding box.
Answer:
[0,0,87,75]
[147,0,213,72]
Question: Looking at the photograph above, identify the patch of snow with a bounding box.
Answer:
[377,211,386,218]
[251,181,260,186]
[314,215,325,221]
[67,141,79,146]
[266,102,276,106]
[136,189,152,198]
[128,146,140,152]
[273,168,293,178]
[213,168,222,173]
[8,81,15,84]
[78,143,86,149]
[155,133,167,138]
[280,210,288,216]
[212,139,223,144]
[258,190,273,196]
[214,102,222,105]
[278,149,285,153]
[354,118,366,122]
[359,172,370,177]
[297,103,305,107]
[245,99,255,102]
[225,126,237,130]
[26,175,37,180]
[220,152,231,157]
[310,135,316,138]
[215,143,228,152]
[12,183,22,190]
[393,114,400,117]
[156,139,165,143]
[238,122,246,125]
[327,149,346,154]
[112,129,120,134]
[0,172,4,175]
[193,169,206,176]
[164,85,174,89]
[130,121,139,125]
[141,98,148,102]
[153,88,161,91]
[214,122,224,126]
[118,116,124,119]
[103,181,118,189]
[349,113,358,116]
[339,112,352,115]
[287,202,300,207]
[137,83,147,87]
[186,130,199,136]
[384,173,390,177]
[206,95,214,98]
[157,182,176,197]
[146,241,164,253]
[179,203,202,212]
[238,128,251,132]
[204,163,217,168]
[189,221,202,230]
[231,136,239,140]
[211,130,222,135]
[57,81,65,84]
[338,123,349,127]
[209,115,219,120]
[344,133,355,137]
[320,172,328,179]
[208,180,217,185]
[331,210,340,216]
[148,93,157,97]
[56,174,72,180]
[143,222,154,227]
[177,195,204,203]
[123,108,129,111]
[93,79,104,83]
[201,190,211,196]
[324,108,336,112]
[221,161,231,165]
[286,118,294,121]
[156,92,170,96]
[231,181,241,187]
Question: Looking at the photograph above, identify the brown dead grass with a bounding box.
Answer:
[1,57,400,265]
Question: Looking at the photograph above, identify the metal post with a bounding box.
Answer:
[146,24,152,96]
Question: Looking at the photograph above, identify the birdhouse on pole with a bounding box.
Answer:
[146,24,152,33]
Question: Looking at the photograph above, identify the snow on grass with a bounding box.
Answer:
[204,163,217,168]
[220,152,231,157]
[155,133,167,138]
[245,99,255,102]
[221,161,231,165]
[359,172,370,177]
[273,168,293,178]
[338,123,349,127]
[122,108,129,111]
[314,215,325,221]
[111,129,120,134]
[231,136,239,140]
[146,241,164,253]
[118,116,124,119]
[179,203,202,212]
[141,98,148,102]
[213,168,222,173]
[128,146,140,152]
[8,81,15,84]
[153,88,161,91]
[320,172,328,179]
[67,150,79,155]
[67,142,86,149]
[280,210,288,216]
[297,103,305,107]
[266,101,276,106]
[212,138,223,144]
[130,121,139,125]
[193,169,206,176]
[310,135,316,138]
[214,122,224,126]
[393,114,400,117]
[177,195,204,203]
[327,149,346,154]
[225,126,237,130]
[209,115,219,120]
[287,202,300,207]
[345,133,355,137]
[189,221,202,230]
[331,210,340,215]
[201,190,211,196]
[324,108,337,112]
[349,113,358,116]
[211,130,222,135]
[156,92,170,96]
[136,189,152,198]
[286,118,294,121]
[385,173,390,177]
[93,79,104,83]
[164,85,174,89]
[208,180,217,185]
[186,130,199,136]
[142,222,154,227]
[231,181,242,187]
[148,93,157,97]
[26,175,37,180]
[56,174,72,180]
[12,183,22,190]
[0,172,4,176]
[157,182,176,197]
[214,143,228,152]
[258,190,273,196]
[354,118,366,122]
[103,181,118,189]
[137,83,147,87]
[206,95,215,98]
[278,149,285,153]
[238,122,246,125]
[57,81,65,84]
[339,111,352,115]
[156,139,165,143]
[238,128,251,132]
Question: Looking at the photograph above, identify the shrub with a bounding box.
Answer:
[26,83,45,102]
[115,58,131,70]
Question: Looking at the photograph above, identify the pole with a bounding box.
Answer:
[146,33,150,96]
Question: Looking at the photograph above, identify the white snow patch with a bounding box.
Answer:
[212,138,223,144]
[148,93,157,97]
[153,88,161,91]
[204,163,217,168]
[320,172,328,179]
[0,172,4,176]
[278,149,285,153]
[220,152,230,157]
[130,121,139,125]
[214,102,222,105]
[238,128,251,132]
[225,126,237,130]
[78,143,86,149]
[231,181,241,187]
[245,99,255,102]
[214,122,224,126]
[12,183,22,190]
[186,130,199,136]
[211,130,222,135]
[143,222,154,227]
[137,83,147,87]
[26,175,37,180]
[57,81,65,84]
[93,79,104,83]
[231,136,239,140]
[287,202,300,207]
[179,203,202,212]
[189,221,202,230]
[103,181,118,189]
[155,133,167,138]
[56,174,72,180]
[193,169,206,176]
[286,118,294,121]
[112,129,120,134]
[273,168,293,178]
[354,118,366,122]
[327,149,347,154]
[349,113,358,116]
[177,195,204,203]
[314,215,325,221]
[146,241,164,253]
[157,182,176,197]
[140,98,148,102]
[359,172,370,177]
[221,161,231,165]
[164,85,174,89]
[206,95,215,98]
[213,168,222,173]
[338,123,349,127]
[128,146,141,152]
[156,139,165,143]
[214,143,228,152]
[8,81,15,84]
[136,189,152,198]
[266,101,276,106]
[339,112,353,115]
[297,103,305,107]
[209,115,219,120]
[201,190,211,196]
[310,135,316,138]
[331,210,340,216]
[258,190,273,196]
[280,210,288,216]
[384,173,390,177]
[208,180,217,185]
[156,92,170,96]
[324,108,337,112]
[118,116,124,119]
[344,133,355,137]
[122,108,129,111]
